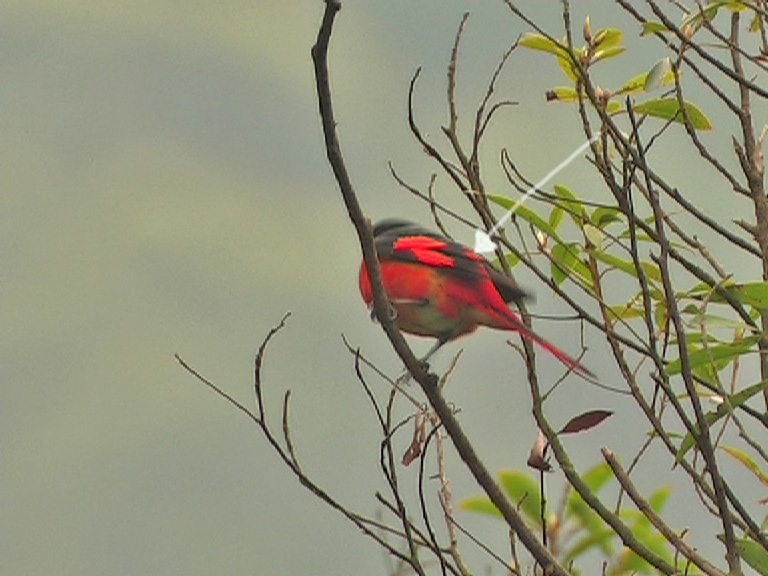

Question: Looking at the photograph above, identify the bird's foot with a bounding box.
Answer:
[395,370,413,386]
[392,359,432,388]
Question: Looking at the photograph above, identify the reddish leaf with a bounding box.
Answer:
[559,410,613,435]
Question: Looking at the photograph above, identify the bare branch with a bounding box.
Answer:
[626,100,741,573]
[312,2,575,573]
[602,448,726,576]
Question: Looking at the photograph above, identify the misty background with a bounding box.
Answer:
[3,2,758,574]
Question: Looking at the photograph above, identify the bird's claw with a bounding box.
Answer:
[395,359,432,386]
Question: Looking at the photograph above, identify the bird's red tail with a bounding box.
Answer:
[525,328,597,383]
[493,308,597,383]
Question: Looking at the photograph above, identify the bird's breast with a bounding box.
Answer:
[360,260,478,339]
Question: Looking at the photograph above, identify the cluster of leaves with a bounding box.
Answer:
[469,7,768,573]
[520,19,711,129]
[643,0,767,39]
[461,464,674,575]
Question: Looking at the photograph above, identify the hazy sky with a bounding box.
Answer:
[3,2,762,574]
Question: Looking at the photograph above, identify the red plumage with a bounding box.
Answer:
[359,219,595,381]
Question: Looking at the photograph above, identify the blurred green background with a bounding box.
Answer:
[3,1,756,574]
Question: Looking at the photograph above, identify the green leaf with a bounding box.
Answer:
[565,529,616,563]
[641,21,670,35]
[730,281,768,309]
[682,2,727,34]
[491,252,520,271]
[487,194,566,244]
[591,250,662,282]
[680,0,746,32]
[644,57,672,92]
[632,98,713,130]
[582,463,613,493]
[625,502,674,568]
[583,224,604,250]
[557,50,581,82]
[655,299,668,331]
[519,33,584,83]
[617,230,655,243]
[547,87,620,114]
[631,501,653,536]
[554,184,588,223]
[678,331,721,345]
[623,532,673,573]
[690,281,768,309]
[676,376,768,462]
[617,69,677,95]
[648,485,671,513]
[735,538,768,575]
[593,28,623,49]
[693,359,720,386]
[591,206,622,228]
[605,100,622,115]
[552,242,582,286]
[564,464,613,553]
[666,335,760,375]
[683,311,747,331]
[499,469,543,526]
[520,33,567,56]
[566,487,613,555]
[549,204,565,232]
[675,424,720,464]
[593,45,626,63]
[459,495,503,517]
[548,86,580,102]
[503,251,520,268]
[721,445,768,487]
[724,0,749,12]
[608,303,647,320]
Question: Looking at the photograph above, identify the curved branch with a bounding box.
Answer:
[312,2,574,573]
[603,449,725,576]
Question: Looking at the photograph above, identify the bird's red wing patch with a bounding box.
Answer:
[393,236,455,268]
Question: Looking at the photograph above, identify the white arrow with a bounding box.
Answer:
[474,133,600,253]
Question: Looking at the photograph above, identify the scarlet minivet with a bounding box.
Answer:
[358,219,595,381]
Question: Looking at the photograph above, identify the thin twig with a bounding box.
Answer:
[603,448,726,576]
[627,98,741,573]
[312,2,574,572]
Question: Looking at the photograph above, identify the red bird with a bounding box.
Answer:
[358,219,595,381]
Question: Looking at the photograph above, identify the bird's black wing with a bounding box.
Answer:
[371,219,531,304]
